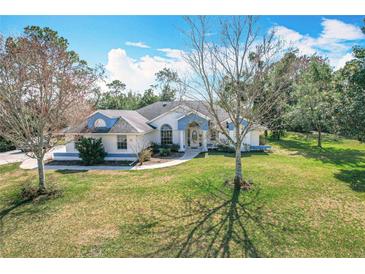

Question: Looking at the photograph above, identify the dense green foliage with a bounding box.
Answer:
[333,20,365,141]
[287,57,335,147]
[260,52,310,139]
[0,136,15,152]
[75,137,106,165]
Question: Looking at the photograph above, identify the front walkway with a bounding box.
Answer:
[44,148,202,171]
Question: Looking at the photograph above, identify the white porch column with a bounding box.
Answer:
[202,130,208,152]
[179,130,185,152]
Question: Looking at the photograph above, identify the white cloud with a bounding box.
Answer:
[274,26,303,42]
[320,18,365,41]
[105,48,188,92]
[273,18,365,69]
[157,48,184,59]
[125,41,150,48]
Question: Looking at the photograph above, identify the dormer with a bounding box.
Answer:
[87,112,118,131]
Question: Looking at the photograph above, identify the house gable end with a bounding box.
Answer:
[87,112,118,130]
[178,113,209,130]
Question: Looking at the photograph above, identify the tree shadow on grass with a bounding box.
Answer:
[0,198,33,244]
[273,138,365,168]
[0,186,62,244]
[140,178,281,258]
[335,169,365,192]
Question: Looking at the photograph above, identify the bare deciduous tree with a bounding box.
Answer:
[0,26,101,192]
[182,16,290,188]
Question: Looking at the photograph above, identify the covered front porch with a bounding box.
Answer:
[177,113,209,152]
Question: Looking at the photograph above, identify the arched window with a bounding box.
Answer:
[94,118,106,128]
[161,124,173,145]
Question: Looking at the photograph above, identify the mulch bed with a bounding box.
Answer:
[141,152,184,166]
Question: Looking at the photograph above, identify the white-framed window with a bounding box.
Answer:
[161,124,173,145]
[94,118,106,128]
[117,135,127,149]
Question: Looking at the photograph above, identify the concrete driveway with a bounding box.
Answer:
[0,150,28,166]
[20,145,66,169]
[0,145,66,169]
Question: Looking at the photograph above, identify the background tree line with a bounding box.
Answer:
[94,67,179,110]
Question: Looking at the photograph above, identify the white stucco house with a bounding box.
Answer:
[54,101,267,161]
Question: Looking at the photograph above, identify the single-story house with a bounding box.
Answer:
[54,101,267,161]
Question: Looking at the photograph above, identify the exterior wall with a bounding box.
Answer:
[149,109,185,145]
[217,128,261,151]
[249,130,260,146]
[56,133,150,161]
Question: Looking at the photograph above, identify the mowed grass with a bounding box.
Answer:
[0,132,365,257]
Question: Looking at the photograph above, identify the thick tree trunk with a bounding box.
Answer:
[37,157,46,192]
[234,144,243,188]
[317,129,322,148]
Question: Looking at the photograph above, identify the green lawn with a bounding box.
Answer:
[0,132,365,257]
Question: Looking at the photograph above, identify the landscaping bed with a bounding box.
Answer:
[142,152,184,166]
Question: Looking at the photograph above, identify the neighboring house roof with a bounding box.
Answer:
[136,101,229,122]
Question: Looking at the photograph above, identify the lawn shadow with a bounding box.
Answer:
[142,178,279,258]
[0,185,63,243]
[273,138,365,168]
[0,198,32,243]
[335,169,365,192]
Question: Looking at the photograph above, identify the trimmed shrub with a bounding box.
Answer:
[152,143,180,154]
[169,143,180,152]
[75,137,106,165]
[150,142,161,155]
[138,147,152,165]
[159,147,171,157]
[161,143,180,152]
[217,144,235,153]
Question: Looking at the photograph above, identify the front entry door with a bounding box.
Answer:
[190,128,200,148]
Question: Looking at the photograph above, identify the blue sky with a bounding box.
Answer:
[0,16,364,91]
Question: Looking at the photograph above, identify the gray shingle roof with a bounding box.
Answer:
[136,101,229,122]
[98,110,153,133]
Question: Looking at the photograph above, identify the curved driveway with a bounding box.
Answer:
[0,150,28,166]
